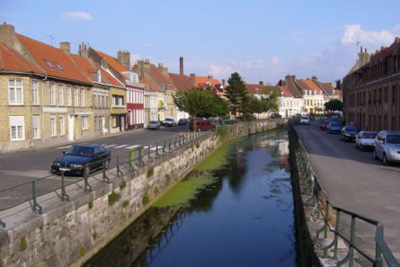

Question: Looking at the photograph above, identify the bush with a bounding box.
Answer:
[19,236,27,251]
[119,179,127,191]
[142,194,149,206]
[122,200,129,208]
[88,200,93,210]
[146,167,154,178]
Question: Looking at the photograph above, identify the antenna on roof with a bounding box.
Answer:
[46,35,55,46]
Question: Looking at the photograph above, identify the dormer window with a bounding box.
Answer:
[55,62,64,71]
[44,59,54,69]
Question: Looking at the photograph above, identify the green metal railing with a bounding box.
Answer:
[289,122,399,267]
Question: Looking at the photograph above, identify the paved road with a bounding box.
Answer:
[295,121,400,262]
[0,126,189,191]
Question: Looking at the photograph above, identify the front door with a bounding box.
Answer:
[68,115,75,141]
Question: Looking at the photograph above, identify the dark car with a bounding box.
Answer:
[178,118,188,126]
[270,113,282,119]
[341,125,359,142]
[51,144,111,176]
[327,122,342,134]
[320,120,331,130]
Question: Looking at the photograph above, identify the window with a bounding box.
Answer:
[9,79,23,105]
[9,116,25,141]
[55,62,64,71]
[59,115,65,135]
[44,59,54,69]
[82,116,88,130]
[80,88,85,107]
[50,115,56,137]
[113,95,124,107]
[58,85,64,105]
[32,115,40,139]
[66,87,72,106]
[50,83,56,105]
[31,80,39,105]
[74,88,79,107]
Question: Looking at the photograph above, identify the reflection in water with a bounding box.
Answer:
[85,130,295,267]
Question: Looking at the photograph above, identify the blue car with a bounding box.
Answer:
[51,144,111,176]
[341,125,359,142]
[327,122,342,134]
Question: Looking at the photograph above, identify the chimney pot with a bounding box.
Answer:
[259,81,264,85]
[60,42,71,54]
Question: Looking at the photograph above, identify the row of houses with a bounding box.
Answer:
[343,40,400,131]
[245,75,342,118]
[0,23,232,151]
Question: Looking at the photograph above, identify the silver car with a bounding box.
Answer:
[147,121,161,130]
[373,131,400,165]
[355,131,377,151]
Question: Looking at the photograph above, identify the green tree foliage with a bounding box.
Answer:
[241,86,279,119]
[324,99,343,111]
[173,89,229,118]
[225,72,247,113]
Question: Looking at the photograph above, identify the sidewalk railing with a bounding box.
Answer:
[0,130,212,228]
[289,122,399,267]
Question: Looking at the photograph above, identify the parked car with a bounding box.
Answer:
[147,121,161,130]
[292,113,302,118]
[327,122,342,134]
[299,116,310,125]
[341,125,359,142]
[189,119,216,131]
[356,131,377,151]
[51,144,111,176]
[178,118,188,126]
[319,120,331,130]
[221,118,238,125]
[270,113,282,119]
[374,131,400,165]
[163,117,176,127]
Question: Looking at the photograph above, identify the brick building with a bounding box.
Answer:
[343,40,400,131]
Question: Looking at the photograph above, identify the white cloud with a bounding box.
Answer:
[210,64,234,77]
[341,24,399,48]
[61,11,93,21]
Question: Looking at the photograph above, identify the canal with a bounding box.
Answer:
[85,130,296,267]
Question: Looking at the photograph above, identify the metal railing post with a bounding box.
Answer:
[139,147,145,167]
[60,171,70,201]
[84,167,92,192]
[324,210,340,258]
[156,142,160,159]
[129,149,135,172]
[147,145,153,162]
[316,199,329,239]
[31,181,42,214]
[163,140,167,155]
[116,155,123,177]
[102,160,110,183]
[337,215,356,267]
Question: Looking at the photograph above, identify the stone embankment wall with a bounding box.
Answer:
[0,119,286,267]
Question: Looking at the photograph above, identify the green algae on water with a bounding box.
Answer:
[153,176,216,208]
[195,137,243,171]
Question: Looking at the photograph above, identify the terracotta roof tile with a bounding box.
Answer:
[149,64,176,90]
[278,86,293,97]
[140,76,158,92]
[169,73,194,90]
[296,79,322,92]
[96,50,128,73]
[17,34,90,84]
[245,84,264,94]
[0,43,43,74]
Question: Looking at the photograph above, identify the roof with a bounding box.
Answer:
[140,76,158,92]
[71,54,124,87]
[96,50,128,73]
[278,86,293,97]
[0,43,43,74]
[245,84,264,94]
[296,79,322,92]
[17,34,91,84]
[194,76,221,88]
[169,73,194,90]
[149,64,176,90]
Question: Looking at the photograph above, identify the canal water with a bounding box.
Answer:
[85,130,296,267]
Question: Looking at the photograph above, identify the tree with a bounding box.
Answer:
[173,89,229,129]
[225,72,247,115]
[324,99,343,112]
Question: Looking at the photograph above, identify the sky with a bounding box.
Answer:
[1,0,400,84]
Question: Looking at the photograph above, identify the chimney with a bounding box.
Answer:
[222,79,226,87]
[207,75,213,81]
[0,22,16,48]
[78,42,88,57]
[190,73,196,84]
[259,81,264,85]
[311,75,318,80]
[285,75,296,82]
[118,50,131,70]
[60,42,71,54]
[179,57,184,75]
[335,80,341,90]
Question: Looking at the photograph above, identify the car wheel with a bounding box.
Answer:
[373,149,378,160]
[383,154,389,165]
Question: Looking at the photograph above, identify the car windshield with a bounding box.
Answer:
[346,126,358,132]
[362,132,377,139]
[66,146,93,157]
[301,117,309,120]
[331,123,340,127]
[322,120,330,124]
[149,121,158,124]
[165,118,173,121]
[387,135,400,144]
